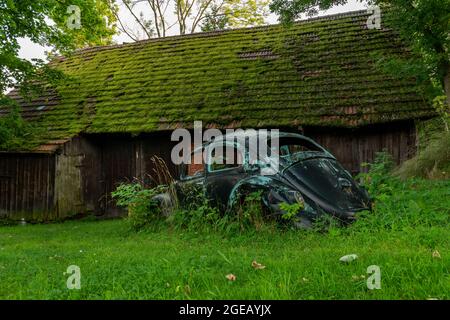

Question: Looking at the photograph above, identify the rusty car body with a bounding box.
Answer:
[162,131,371,227]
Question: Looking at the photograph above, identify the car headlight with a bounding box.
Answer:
[286,190,305,206]
[266,188,305,206]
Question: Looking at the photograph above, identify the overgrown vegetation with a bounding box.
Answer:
[111,149,449,238]
[112,181,276,233]
[111,183,166,231]
[394,119,450,180]
[355,152,449,231]
[0,101,38,150]
[395,132,450,180]
[0,170,448,299]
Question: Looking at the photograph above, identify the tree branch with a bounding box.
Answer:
[122,0,153,39]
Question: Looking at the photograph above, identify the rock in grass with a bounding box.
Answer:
[251,260,266,270]
[339,254,358,263]
[226,274,236,281]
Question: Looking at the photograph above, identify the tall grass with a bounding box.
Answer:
[0,176,448,299]
[395,130,450,179]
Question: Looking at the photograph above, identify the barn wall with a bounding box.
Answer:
[79,123,417,217]
[0,121,417,220]
[54,137,102,218]
[87,132,178,216]
[303,121,416,174]
[0,153,55,220]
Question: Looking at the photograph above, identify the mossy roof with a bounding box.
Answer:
[5,10,434,148]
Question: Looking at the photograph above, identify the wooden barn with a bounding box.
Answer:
[0,11,435,221]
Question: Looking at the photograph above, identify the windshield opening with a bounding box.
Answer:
[274,137,328,165]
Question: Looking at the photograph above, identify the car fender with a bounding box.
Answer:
[226,175,289,213]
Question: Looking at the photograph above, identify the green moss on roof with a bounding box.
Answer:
[7,10,434,147]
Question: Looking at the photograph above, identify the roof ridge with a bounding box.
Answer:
[73,9,370,55]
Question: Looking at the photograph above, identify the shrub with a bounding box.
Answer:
[0,101,42,150]
[168,184,221,232]
[279,202,304,221]
[351,150,450,233]
[168,185,271,233]
[111,183,165,231]
[350,178,450,233]
[234,191,268,232]
[358,151,396,201]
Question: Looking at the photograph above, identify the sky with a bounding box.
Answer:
[17,0,368,62]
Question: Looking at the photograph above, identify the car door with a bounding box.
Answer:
[204,142,246,212]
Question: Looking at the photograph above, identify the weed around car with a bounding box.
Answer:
[2,154,448,299]
[112,183,276,233]
[112,151,449,236]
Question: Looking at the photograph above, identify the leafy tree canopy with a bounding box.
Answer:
[1,0,117,94]
[0,0,117,149]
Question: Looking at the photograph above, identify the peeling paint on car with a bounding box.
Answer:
[173,132,371,226]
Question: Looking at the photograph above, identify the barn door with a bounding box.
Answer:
[0,175,11,218]
[101,139,136,216]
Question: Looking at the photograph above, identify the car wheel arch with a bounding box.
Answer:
[226,176,287,213]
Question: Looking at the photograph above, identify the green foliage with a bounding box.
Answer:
[352,151,449,232]
[0,0,117,92]
[432,95,450,131]
[169,187,271,233]
[279,201,304,221]
[270,0,348,22]
[201,4,230,32]
[7,11,432,149]
[358,151,395,200]
[223,0,270,28]
[0,100,37,149]
[168,185,222,232]
[378,0,450,89]
[111,183,164,231]
[0,176,448,299]
[351,178,450,232]
[113,181,272,233]
[0,64,63,150]
[0,0,117,149]
[233,190,270,232]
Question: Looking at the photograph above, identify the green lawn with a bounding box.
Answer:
[0,179,449,299]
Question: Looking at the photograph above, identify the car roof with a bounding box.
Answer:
[203,130,314,147]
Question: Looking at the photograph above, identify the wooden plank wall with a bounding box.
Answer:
[0,153,55,220]
[60,122,418,217]
[304,121,416,175]
[0,121,417,220]
[93,132,178,216]
[54,137,102,218]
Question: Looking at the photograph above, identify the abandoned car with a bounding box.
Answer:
[158,131,371,227]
